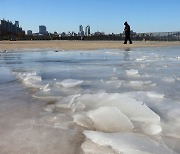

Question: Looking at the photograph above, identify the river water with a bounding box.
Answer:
[0,47,180,154]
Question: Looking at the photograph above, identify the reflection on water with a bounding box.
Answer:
[0,47,180,154]
[123,51,130,61]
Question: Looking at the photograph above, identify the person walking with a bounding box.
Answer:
[124,22,132,44]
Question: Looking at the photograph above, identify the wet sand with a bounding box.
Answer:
[0,40,180,51]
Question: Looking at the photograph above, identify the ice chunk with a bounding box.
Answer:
[76,93,160,124]
[71,101,86,111]
[42,84,51,92]
[83,131,174,154]
[127,80,156,88]
[56,94,81,107]
[81,139,117,154]
[147,92,164,99]
[22,76,43,88]
[87,107,134,132]
[15,72,37,80]
[14,72,43,88]
[126,69,139,76]
[136,58,146,61]
[73,114,93,129]
[122,91,165,104]
[68,94,82,108]
[55,94,81,110]
[140,123,162,135]
[56,79,83,88]
[23,75,42,82]
[33,91,63,99]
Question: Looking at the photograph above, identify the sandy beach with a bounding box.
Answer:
[1,40,180,51]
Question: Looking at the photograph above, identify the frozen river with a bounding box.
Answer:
[0,47,180,154]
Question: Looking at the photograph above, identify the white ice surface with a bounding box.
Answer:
[83,131,176,154]
[126,69,139,76]
[86,106,134,132]
[2,48,180,154]
[126,80,156,88]
[73,114,93,129]
[14,72,45,89]
[147,92,164,99]
[56,79,83,88]
[75,92,160,124]
[140,123,162,135]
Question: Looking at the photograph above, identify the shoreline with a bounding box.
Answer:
[1,40,180,51]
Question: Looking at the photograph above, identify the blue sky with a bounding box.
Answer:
[1,0,180,34]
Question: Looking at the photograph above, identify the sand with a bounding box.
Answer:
[0,40,180,51]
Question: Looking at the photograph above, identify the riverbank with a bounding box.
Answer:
[1,40,180,51]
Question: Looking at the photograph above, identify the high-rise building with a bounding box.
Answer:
[85,25,91,36]
[15,21,19,27]
[79,25,83,32]
[79,25,84,36]
[0,19,24,35]
[39,25,47,35]
[27,30,32,35]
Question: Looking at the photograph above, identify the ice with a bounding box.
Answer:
[33,91,63,99]
[140,123,162,135]
[122,91,164,104]
[33,87,81,99]
[56,79,83,88]
[176,56,180,60]
[23,75,42,82]
[167,108,180,121]
[73,114,93,129]
[58,93,160,133]
[75,93,160,124]
[56,94,81,109]
[69,92,162,134]
[125,69,139,77]
[44,104,55,112]
[81,139,117,154]
[86,107,134,132]
[127,80,156,88]
[83,131,175,154]
[176,77,180,81]
[136,57,146,61]
[0,67,15,84]
[147,92,164,99]
[1,47,180,154]
[15,72,37,80]
[14,72,44,89]
[42,84,51,92]
[162,77,176,83]
[101,79,122,88]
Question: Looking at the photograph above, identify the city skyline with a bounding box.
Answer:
[0,0,180,34]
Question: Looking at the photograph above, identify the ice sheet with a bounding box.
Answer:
[1,47,180,154]
[75,92,161,123]
[86,106,134,132]
[56,79,83,88]
[83,131,176,154]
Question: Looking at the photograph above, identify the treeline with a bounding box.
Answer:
[0,33,180,41]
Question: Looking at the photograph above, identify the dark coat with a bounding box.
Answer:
[124,24,131,36]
